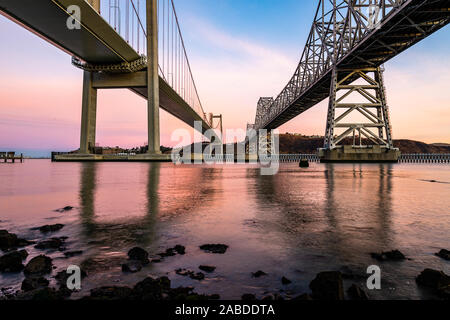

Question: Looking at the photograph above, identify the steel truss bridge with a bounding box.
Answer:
[252,0,449,160]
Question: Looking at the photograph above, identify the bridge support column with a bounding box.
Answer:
[146,0,161,155]
[319,67,400,163]
[80,71,98,154]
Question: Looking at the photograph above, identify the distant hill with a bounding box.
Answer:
[431,143,450,147]
[278,134,450,154]
[171,134,450,155]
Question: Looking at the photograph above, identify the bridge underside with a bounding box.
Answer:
[0,0,211,133]
[264,0,450,129]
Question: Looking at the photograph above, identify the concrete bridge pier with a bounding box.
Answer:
[80,71,98,154]
[319,66,400,163]
[77,0,167,160]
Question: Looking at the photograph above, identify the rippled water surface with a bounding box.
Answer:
[0,160,449,299]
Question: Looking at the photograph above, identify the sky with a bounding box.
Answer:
[0,0,449,157]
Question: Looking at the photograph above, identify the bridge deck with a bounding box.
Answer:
[0,0,210,131]
[264,0,450,129]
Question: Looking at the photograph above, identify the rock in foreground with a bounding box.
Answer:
[0,230,33,250]
[309,271,344,300]
[370,250,406,261]
[24,255,53,276]
[199,244,228,254]
[252,270,267,278]
[35,237,66,251]
[0,250,27,273]
[63,250,83,258]
[176,269,205,281]
[199,265,216,273]
[55,206,74,213]
[37,224,64,233]
[435,249,450,261]
[174,245,186,255]
[416,269,450,299]
[122,260,143,273]
[127,247,149,264]
[281,276,292,285]
[21,277,50,292]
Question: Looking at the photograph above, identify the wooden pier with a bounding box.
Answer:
[0,152,24,163]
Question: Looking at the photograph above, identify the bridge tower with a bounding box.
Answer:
[79,0,163,157]
[254,97,276,158]
[319,66,400,162]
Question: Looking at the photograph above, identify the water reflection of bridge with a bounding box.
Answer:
[78,163,219,247]
[251,164,394,258]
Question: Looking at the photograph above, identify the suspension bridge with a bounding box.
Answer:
[0,0,222,161]
[250,0,449,163]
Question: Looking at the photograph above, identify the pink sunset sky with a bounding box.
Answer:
[0,4,449,154]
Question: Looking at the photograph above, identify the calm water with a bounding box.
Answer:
[0,160,449,300]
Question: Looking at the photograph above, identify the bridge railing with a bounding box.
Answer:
[399,154,450,163]
[100,0,209,126]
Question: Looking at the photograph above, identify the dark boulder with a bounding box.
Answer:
[158,248,176,258]
[35,237,66,250]
[21,277,49,292]
[122,260,143,273]
[24,255,53,276]
[176,268,191,276]
[416,269,450,298]
[63,250,83,258]
[0,230,33,250]
[37,224,64,233]
[282,276,292,285]
[199,244,228,254]
[190,272,205,281]
[132,276,171,300]
[0,230,17,249]
[252,270,267,278]
[127,247,149,264]
[435,249,450,261]
[55,206,74,213]
[347,284,369,300]
[176,268,205,281]
[0,250,26,272]
[309,271,344,300]
[18,249,28,259]
[299,159,309,168]
[174,245,186,255]
[199,265,216,273]
[370,250,406,261]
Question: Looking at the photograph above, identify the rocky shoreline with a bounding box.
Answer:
[1,224,449,301]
